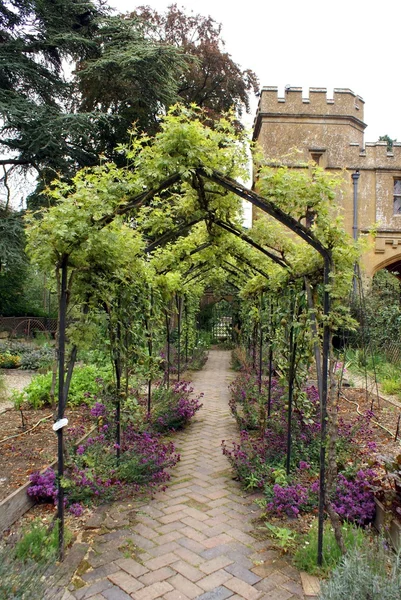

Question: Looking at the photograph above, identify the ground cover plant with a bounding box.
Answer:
[12,365,112,409]
[293,520,368,576]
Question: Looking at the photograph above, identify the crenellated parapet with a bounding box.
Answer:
[257,86,365,122]
[347,142,401,170]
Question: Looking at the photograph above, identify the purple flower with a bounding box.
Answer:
[69,502,84,517]
[90,402,107,418]
[299,461,311,470]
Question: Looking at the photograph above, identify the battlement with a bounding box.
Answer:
[258,86,365,123]
[347,141,401,168]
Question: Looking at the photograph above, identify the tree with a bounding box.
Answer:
[75,15,189,149]
[0,0,189,208]
[0,0,105,175]
[132,4,259,122]
[378,134,397,151]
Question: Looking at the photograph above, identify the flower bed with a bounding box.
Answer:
[223,372,380,528]
[26,380,202,516]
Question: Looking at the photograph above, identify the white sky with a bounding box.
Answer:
[110,0,401,143]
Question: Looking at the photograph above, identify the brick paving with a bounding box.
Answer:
[61,350,305,600]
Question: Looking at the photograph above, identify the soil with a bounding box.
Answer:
[339,387,401,458]
[0,401,92,502]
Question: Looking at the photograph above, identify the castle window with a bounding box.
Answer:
[394,179,401,214]
[309,148,326,166]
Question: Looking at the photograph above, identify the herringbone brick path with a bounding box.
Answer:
[62,350,305,600]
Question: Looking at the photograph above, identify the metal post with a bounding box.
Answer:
[57,255,68,561]
[286,295,296,476]
[115,312,121,462]
[352,170,360,296]
[165,311,170,389]
[317,254,331,565]
[185,296,189,366]
[258,293,263,394]
[267,300,273,418]
[177,298,180,382]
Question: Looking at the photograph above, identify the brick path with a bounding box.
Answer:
[61,350,305,600]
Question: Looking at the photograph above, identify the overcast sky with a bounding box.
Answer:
[110,0,400,143]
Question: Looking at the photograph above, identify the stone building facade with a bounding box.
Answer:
[253,86,401,277]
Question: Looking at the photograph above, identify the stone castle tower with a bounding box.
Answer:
[253,87,401,277]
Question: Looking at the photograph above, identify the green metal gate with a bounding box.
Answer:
[211,299,234,342]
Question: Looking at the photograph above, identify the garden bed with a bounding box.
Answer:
[339,387,401,457]
[0,404,91,502]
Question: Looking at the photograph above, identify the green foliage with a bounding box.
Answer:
[185,347,208,371]
[378,134,397,152]
[13,364,111,409]
[14,519,71,563]
[293,520,367,576]
[354,270,401,351]
[345,347,401,398]
[0,544,49,600]
[262,524,297,552]
[20,347,54,371]
[0,520,72,599]
[319,540,401,600]
[134,5,259,121]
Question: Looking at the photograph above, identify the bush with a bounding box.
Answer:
[0,543,50,600]
[27,468,58,504]
[0,520,72,599]
[185,347,208,371]
[319,540,401,599]
[14,519,71,563]
[13,364,112,408]
[62,427,180,505]
[20,347,54,370]
[150,381,203,432]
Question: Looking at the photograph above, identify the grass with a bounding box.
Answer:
[293,519,368,577]
[343,348,401,398]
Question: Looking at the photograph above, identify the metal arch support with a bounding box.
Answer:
[214,219,288,270]
[145,218,203,253]
[197,167,330,261]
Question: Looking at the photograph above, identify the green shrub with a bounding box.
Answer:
[319,541,401,600]
[186,347,208,371]
[293,520,367,576]
[19,347,54,370]
[0,341,33,355]
[13,364,112,409]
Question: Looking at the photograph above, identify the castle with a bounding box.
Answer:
[253,87,401,278]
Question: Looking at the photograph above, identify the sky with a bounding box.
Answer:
[110,0,401,143]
